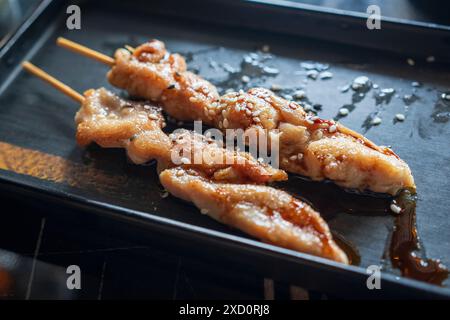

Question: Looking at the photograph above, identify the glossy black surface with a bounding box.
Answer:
[0,0,449,298]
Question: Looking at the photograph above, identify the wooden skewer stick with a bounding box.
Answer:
[22,61,85,103]
[57,37,115,66]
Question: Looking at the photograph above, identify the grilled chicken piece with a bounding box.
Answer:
[75,88,167,148]
[160,167,349,264]
[108,43,220,125]
[165,129,287,184]
[107,40,415,195]
[75,88,286,183]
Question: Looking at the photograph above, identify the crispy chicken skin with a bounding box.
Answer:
[108,40,415,195]
[160,167,348,264]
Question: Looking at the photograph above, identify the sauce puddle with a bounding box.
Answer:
[390,189,449,285]
[278,176,449,284]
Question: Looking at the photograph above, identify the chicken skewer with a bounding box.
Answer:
[57,37,415,196]
[22,62,348,264]
[22,63,285,184]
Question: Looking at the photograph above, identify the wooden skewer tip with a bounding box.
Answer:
[22,61,84,103]
[56,37,115,66]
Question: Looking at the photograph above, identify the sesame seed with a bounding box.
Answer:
[289,155,298,161]
[319,71,333,80]
[407,58,415,66]
[148,114,159,120]
[314,130,323,139]
[339,108,349,116]
[161,191,169,198]
[261,44,270,52]
[253,117,261,123]
[306,119,314,125]
[189,97,198,103]
[329,124,337,133]
[180,157,191,164]
[209,109,216,115]
[270,84,282,91]
[257,157,264,163]
[200,208,209,215]
[297,153,304,160]
[426,56,435,63]
[390,203,402,214]
[303,104,312,111]
[371,117,382,125]
[242,75,250,83]
[246,110,252,116]
[293,90,306,99]
[223,118,229,128]
[395,114,405,122]
[263,67,279,75]
[307,70,319,80]
[252,110,262,117]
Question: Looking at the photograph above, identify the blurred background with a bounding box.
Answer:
[1,0,449,49]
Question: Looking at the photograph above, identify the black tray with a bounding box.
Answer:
[0,0,449,299]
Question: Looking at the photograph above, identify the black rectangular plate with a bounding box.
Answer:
[0,0,449,299]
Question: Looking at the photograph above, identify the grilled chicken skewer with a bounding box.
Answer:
[22,62,348,263]
[57,37,415,195]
